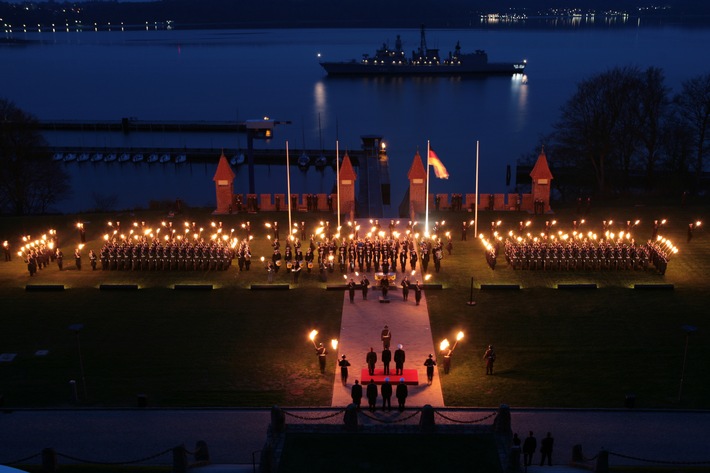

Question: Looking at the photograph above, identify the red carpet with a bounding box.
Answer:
[359,368,419,385]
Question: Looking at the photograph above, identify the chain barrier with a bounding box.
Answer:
[55,446,174,465]
[358,409,422,423]
[282,408,346,420]
[608,451,710,465]
[3,452,41,465]
[433,409,497,424]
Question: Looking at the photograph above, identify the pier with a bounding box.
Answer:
[35,118,291,135]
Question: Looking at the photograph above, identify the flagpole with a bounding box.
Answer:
[474,140,479,238]
[425,140,430,235]
[336,140,341,229]
[286,141,292,239]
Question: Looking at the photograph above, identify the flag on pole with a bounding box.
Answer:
[428,148,449,179]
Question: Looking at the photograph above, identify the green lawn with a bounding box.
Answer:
[0,201,708,409]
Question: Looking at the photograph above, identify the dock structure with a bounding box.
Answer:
[34,118,291,134]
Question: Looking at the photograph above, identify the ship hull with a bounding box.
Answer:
[320,62,525,76]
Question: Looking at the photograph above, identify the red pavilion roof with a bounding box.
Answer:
[339,153,357,181]
[213,152,235,182]
[530,148,553,181]
[407,151,427,180]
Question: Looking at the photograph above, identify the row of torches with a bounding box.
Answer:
[308,329,464,362]
[478,218,701,259]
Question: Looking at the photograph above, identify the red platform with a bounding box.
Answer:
[359,368,419,385]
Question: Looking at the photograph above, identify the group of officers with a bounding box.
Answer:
[500,237,670,273]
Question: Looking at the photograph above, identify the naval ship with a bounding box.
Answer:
[320,25,526,76]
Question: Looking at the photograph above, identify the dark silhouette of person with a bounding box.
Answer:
[380,378,393,411]
[483,344,496,375]
[394,344,406,375]
[395,378,408,411]
[424,354,436,385]
[338,355,351,386]
[523,431,537,466]
[350,379,362,408]
[366,379,378,412]
[381,347,391,375]
[366,347,377,375]
[540,432,554,466]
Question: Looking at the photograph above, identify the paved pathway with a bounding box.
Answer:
[331,280,444,408]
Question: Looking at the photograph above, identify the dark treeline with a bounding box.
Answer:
[523,68,710,200]
[2,0,710,30]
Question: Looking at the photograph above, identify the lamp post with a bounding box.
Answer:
[678,324,697,402]
[68,323,87,401]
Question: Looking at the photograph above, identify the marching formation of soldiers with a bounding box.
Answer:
[98,237,235,271]
[501,237,671,274]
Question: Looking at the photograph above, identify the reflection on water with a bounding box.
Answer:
[3,26,709,213]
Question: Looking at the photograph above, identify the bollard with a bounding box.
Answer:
[572,444,584,463]
[172,445,188,473]
[194,440,210,463]
[419,404,436,433]
[137,394,147,408]
[41,447,58,473]
[595,450,609,473]
[343,403,358,431]
[494,404,512,436]
[69,380,78,403]
[270,405,286,434]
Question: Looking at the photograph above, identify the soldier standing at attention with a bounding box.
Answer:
[400,276,410,301]
[348,278,356,303]
[366,347,377,376]
[381,325,391,349]
[316,342,327,374]
[483,345,496,375]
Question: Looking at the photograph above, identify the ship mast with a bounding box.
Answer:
[419,24,428,56]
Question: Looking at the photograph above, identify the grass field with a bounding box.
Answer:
[0,200,708,409]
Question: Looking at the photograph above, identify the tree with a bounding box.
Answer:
[674,73,710,192]
[636,67,670,187]
[0,98,71,214]
[553,67,643,194]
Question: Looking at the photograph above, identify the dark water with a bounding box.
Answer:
[3,26,710,213]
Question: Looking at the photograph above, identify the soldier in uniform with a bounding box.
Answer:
[2,241,10,261]
[74,248,82,270]
[366,347,377,376]
[424,354,436,385]
[316,342,327,374]
[381,325,391,349]
[414,281,422,305]
[400,276,410,301]
[89,250,97,270]
[272,249,282,273]
[338,354,351,385]
[56,249,64,271]
[360,275,369,300]
[348,278,356,303]
[483,345,496,375]
[410,248,418,271]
